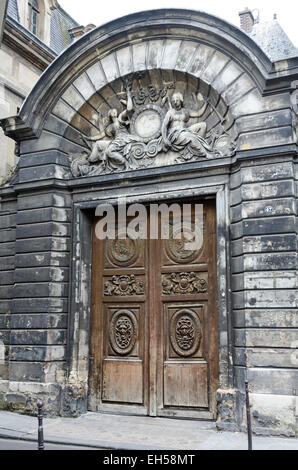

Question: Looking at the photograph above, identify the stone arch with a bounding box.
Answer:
[13,10,273,135]
[0,9,297,431]
[5,9,294,171]
[50,68,239,177]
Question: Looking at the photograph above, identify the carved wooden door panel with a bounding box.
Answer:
[154,200,219,419]
[89,219,149,415]
[89,200,218,418]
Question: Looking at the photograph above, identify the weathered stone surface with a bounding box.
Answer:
[0,285,12,298]
[19,165,69,183]
[233,290,296,309]
[236,109,293,134]
[233,310,298,328]
[17,208,71,225]
[86,61,107,90]
[234,329,298,348]
[11,297,68,313]
[0,242,15,257]
[247,368,298,396]
[240,162,294,183]
[16,238,70,254]
[0,380,9,409]
[0,314,9,329]
[234,347,297,368]
[250,393,297,437]
[16,222,70,239]
[0,213,16,229]
[19,150,70,169]
[0,229,16,243]
[0,271,14,286]
[232,271,297,290]
[241,180,294,201]
[9,361,65,383]
[13,282,68,298]
[4,381,62,416]
[0,256,15,271]
[14,267,69,283]
[242,216,295,236]
[216,388,239,432]
[0,301,11,314]
[15,252,70,268]
[10,314,67,330]
[17,193,71,211]
[10,345,66,362]
[232,253,297,274]
[0,330,11,344]
[10,330,66,346]
[231,234,297,256]
[238,126,293,150]
[241,198,295,219]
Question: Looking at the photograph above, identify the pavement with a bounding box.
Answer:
[0,437,97,450]
[0,411,297,450]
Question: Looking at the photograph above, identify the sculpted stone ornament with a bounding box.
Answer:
[70,78,236,178]
[109,309,138,355]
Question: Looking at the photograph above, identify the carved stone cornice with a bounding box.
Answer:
[0,115,36,141]
[3,17,55,71]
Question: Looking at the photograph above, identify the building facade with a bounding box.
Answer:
[0,0,78,185]
[0,9,297,437]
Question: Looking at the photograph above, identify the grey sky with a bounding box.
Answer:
[59,0,297,47]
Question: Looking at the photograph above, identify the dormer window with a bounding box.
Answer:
[28,0,40,36]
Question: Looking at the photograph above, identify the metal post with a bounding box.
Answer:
[245,380,253,451]
[37,400,45,451]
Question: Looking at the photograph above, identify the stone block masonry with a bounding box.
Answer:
[0,9,297,435]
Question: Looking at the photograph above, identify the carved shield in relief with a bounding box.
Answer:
[165,226,203,264]
[170,309,202,357]
[106,234,140,267]
[109,309,138,356]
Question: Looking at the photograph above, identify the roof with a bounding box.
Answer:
[249,19,298,62]
[50,5,78,55]
[6,0,78,56]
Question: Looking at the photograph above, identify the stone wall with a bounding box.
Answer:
[229,156,298,436]
[0,42,41,183]
[3,186,71,415]
[0,187,16,408]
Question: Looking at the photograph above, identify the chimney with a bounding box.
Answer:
[69,24,96,40]
[239,7,255,33]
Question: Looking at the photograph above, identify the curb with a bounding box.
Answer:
[0,429,170,450]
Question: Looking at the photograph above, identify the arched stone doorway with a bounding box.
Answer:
[0,9,297,435]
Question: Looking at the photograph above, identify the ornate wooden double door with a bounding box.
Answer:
[89,200,219,419]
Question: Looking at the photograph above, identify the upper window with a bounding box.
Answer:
[28,0,40,36]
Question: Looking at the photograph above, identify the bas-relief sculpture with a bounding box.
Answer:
[70,75,237,178]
